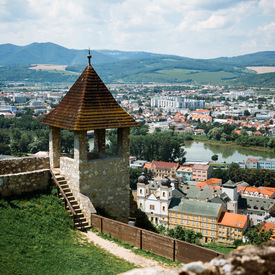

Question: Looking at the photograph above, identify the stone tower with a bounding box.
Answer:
[40,52,139,222]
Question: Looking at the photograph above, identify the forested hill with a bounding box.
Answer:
[213,51,275,66]
[0,42,164,66]
[0,42,274,86]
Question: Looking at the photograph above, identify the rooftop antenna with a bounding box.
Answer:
[87,48,92,65]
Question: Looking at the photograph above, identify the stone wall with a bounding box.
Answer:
[80,155,130,222]
[0,157,50,175]
[0,169,50,197]
[60,156,96,225]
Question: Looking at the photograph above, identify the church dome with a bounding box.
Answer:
[138,172,148,184]
[161,175,171,187]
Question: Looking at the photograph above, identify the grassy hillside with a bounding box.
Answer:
[67,56,249,85]
[0,42,274,85]
[228,72,275,87]
[0,189,136,275]
[213,51,275,66]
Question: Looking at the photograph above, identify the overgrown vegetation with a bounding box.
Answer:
[0,189,136,274]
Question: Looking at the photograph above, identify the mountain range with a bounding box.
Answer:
[0,42,274,86]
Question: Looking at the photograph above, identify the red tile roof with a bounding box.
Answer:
[218,212,247,229]
[247,158,258,162]
[260,222,275,241]
[151,160,179,170]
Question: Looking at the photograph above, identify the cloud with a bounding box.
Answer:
[0,0,274,58]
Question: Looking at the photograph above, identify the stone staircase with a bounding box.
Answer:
[51,169,90,231]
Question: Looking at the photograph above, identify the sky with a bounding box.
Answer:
[0,0,274,59]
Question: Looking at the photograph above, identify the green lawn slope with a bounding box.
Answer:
[0,189,136,275]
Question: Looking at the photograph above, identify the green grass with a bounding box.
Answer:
[202,243,235,254]
[93,230,181,268]
[0,189,136,275]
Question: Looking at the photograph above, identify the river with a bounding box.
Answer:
[184,141,275,163]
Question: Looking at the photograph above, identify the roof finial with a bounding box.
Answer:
[87,48,92,65]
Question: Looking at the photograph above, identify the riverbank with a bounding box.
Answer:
[191,135,275,154]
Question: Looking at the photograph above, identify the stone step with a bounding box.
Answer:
[74,217,87,223]
[76,225,90,231]
[75,221,89,227]
[55,175,65,181]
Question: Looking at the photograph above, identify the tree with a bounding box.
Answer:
[167,226,202,245]
[244,110,251,116]
[211,154,218,162]
[244,224,273,245]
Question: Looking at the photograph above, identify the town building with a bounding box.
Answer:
[217,212,248,244]
[150,160,179,179]
[246,158,258,169]
[151,96,205,112]
[169,199,226,243]
[137,174,174,227]
[192,164,212,182]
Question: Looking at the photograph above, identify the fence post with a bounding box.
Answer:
[100,216,103,232]
[173,240,176,261]
[140,229,142,250]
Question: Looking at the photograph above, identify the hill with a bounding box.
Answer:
[0,42,274,86]
[0,42,164,66]
[213,51,275,66]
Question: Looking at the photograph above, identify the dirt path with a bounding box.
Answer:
[82,231,181,274]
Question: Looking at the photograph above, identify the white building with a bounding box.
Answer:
[137,174,172,227]
[151,96,205,112]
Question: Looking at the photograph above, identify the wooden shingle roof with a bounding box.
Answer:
[40,62,139,130]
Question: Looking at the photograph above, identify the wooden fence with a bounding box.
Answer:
[91,214,222,263]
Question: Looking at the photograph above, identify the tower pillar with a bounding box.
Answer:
[94,129,106,153]
[49,126,61,168]
[74,130,87,165]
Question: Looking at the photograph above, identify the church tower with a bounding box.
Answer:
[40,51,139,222]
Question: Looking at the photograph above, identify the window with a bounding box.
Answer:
[192,215,195,219]
[150,205,155,210]
[162,192,166,197]
[175,219,178,223]
[162,206,165,211]
[169,218,172,222]
[205,230,208,235]
[205,223,209,227]
[205,217,208,221]
[186,220,189,225]
[201,230,204,234]
[187,214,190,218]
[181,219,184,224]
[192,221,195,225]
[201,217,204,221]
[211,224,216,229]
[201,223,204,227]
[139,189,142,194]
[139,203,142,207]
[175,213,178,216]
[211,231,215,236]
[211,218,215,222]
[181,213,183,217]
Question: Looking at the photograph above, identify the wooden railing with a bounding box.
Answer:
[50,170,76,223]
[91,214,223,264]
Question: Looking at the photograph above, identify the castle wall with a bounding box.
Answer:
[79,155,130,222]
[0,169,50,197]
[0,157,50,197]
[0,157,50,175]
[60,156,96,225]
